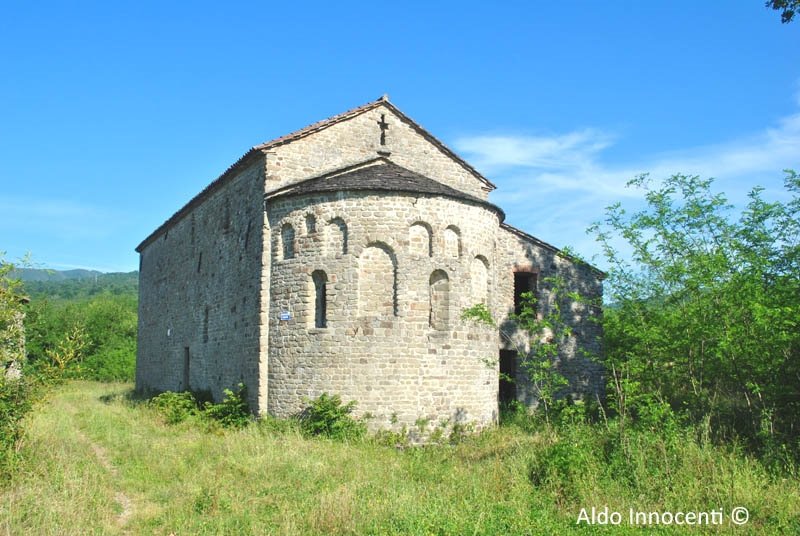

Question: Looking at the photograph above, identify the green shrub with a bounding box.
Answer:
[298,393,366,440]
[0,378,32,474]
[149,391,199,424]
[203,384,251,429]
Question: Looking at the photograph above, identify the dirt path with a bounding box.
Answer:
[67,403,135,530]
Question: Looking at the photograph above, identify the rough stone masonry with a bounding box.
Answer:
[135,96,604,434]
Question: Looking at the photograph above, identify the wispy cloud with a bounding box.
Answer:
[454,94,800,265]
[456,129,615,172]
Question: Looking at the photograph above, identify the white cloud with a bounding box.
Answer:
[456,129,615,172]
[454,95,800,267]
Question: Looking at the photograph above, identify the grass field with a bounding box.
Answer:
[1,381,798,535]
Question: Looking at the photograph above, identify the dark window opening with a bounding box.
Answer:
[312,270,327,328]
[183,347,191,391]
[514,272,537,315]
[429,270,450,330]
[499,350,517,405]
[203,306,209,343]
[281,224,295,259]
[306,214,317,234]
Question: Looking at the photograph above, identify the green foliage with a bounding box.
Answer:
[45,324,88,371]
[460,303,495,327]
[0,377,33,475]
[25,292,137,382]
[463,275,591,424]
[509,282,574,422]
[0,255,33,475]
[0,255,27,370]
[7,382,800,534]
[203,383,251,429]
[591,171,800,456]
[766,0,799,22]
[298,393,366,440]
[19,271,138,301]
[149,391,200,424]
[149,384,251,429]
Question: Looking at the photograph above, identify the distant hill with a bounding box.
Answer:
[13,268,105,282]
[15,269,139,300]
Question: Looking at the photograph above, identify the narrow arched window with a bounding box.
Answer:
[281,223,295,260]
[305,214,317,234]
[409,222,433,257]
[470,255,490,305]
[429,270,450,330]
[444,226,461,258]
[327,217,348,255]
[359,243,397,317]
[312,270,327,328]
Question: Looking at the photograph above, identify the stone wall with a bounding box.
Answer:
[265,190,501,433]
[264,103,490,200]
[495,226,604,406]
[135,100,604,429]
[136,161,268,410]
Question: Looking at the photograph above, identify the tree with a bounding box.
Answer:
[0,255,27,376]
[590,171,800,452]
[462,272,595,423]
[766,0,799,23]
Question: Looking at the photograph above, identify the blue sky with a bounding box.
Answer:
[1,1,797,272]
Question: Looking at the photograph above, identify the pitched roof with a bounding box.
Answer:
[500,223,606,278]
[136,96,494,252]
[251,95,495,191]
[266,158,505,219]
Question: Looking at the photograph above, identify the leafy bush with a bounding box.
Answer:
[149,391,199,424]
[24,293,137,382]
[298,393,366,440]
[0,377,33,475]
[203,384,251,429]
[149,385,251,428]
[592,171,800,457]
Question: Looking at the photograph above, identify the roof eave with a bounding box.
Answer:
[500,223,607,279]
[135,148,265,253]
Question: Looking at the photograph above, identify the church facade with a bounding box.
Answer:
[135,96,603,432]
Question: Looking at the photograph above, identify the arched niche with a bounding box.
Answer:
[409,221,433,257]
[305,214,317,234]
[443,225,461,258]
[327,217,348,256]
[429,269,450,330]
[358,243,397,317]
[280,223,295,260]
[310,270,327,328]
[470,255,490,305]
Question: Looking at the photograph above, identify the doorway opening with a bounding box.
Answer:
[499,350,517,405]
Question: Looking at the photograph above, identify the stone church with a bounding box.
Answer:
[135,96,603,432]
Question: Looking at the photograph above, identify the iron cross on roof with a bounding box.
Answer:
[377,114,389,145]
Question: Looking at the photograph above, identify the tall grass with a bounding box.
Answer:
[1,381,798,535]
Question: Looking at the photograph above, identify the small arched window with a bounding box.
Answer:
[281,223,295,260]
[470,255,490,305]
[311,270,327,328]
[444,226,461,258]
[429,270,450,330]
[305,214,317,234]
[409,222,433,257]
[327,218,348,256]
[359,243,397,317]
